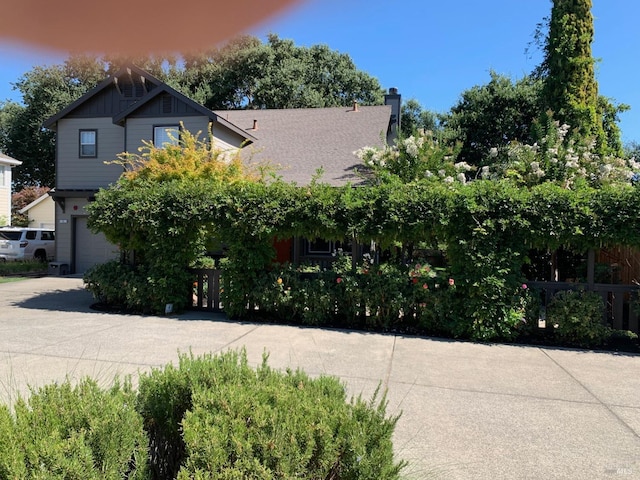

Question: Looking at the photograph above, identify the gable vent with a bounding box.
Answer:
[162,95,172,113]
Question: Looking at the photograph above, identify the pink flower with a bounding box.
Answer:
[448,278,455,286]
[422,283,428,289]
[521,283,528,290]
[336,277,342,284]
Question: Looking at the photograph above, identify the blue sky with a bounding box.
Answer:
[1,0,638,143]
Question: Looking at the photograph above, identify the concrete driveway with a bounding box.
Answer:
[1,276,639,479]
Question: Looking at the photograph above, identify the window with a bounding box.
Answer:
[154,125,180,148]
[79,130,97,157]
[306,238,333,255]
[0,166,5,187]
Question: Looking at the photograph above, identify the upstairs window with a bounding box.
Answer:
[79,130,97,157]
[154,125,180,148]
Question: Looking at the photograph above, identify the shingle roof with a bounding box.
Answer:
[215,106,391,186]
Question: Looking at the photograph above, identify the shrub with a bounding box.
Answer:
[0,378,148,479]
[84,260,191,314]
[0,259,48,276]
[137,350,405,480]
[546,289,610,348]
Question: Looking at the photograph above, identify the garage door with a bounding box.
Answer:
[74,216,119,273]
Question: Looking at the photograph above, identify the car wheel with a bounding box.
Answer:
[34,250,47,262]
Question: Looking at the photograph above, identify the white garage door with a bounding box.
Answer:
[74,216,119,273]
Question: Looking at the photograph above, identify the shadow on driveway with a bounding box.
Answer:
[12,287,96,313]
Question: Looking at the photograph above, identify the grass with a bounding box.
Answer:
[0,259,48,277]
[0,277,30,284]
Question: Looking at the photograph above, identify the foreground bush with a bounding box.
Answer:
[0,351,405,479]
[0,378,148,479]
[138,350,405,479]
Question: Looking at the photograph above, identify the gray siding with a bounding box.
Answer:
[56,118,125,190]
[54,198,117,272]
[126,116,212,152]
[211,122,248,150]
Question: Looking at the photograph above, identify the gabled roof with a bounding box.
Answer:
[43,65,164,129]
[215,105,391,186]
[18,191,52,214]
[112,84,256,143]
[0,152,21,167]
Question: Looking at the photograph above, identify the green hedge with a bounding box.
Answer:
[85,175,640,340]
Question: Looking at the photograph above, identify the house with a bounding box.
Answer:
[44,65,399,273]
[0,152,22,226]
[18,191,55,229]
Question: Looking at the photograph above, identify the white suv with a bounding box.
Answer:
[0,227,55,262]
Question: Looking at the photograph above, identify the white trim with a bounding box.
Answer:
[0,152,22,167]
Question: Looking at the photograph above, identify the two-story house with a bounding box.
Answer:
[0,152,22,226]
[44,65,399,273]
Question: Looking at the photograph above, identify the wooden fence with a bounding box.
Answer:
[188,269,640,335]
[189,268,222,312]
[528,281,640,334]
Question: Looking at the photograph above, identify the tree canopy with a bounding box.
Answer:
[178,34,384,109]
[439,72,544,167]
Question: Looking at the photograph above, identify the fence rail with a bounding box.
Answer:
[528,281,640,334]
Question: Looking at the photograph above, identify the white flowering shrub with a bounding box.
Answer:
[356,119,639,190]
[354,130,463,183]
[488,120,639,189]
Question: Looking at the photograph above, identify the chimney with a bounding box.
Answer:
[252,119,258,130]
[384,87,401,145]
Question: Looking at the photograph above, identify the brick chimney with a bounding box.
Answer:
[384,87,401,145]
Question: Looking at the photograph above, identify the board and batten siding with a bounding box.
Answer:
[56,117,125,190]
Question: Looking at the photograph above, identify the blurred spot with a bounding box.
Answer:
[1,0,301,54]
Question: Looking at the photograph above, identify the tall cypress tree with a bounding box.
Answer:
[541,0,608,150]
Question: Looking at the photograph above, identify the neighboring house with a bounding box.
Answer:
[0,152,22,226]
[18,191,55,229]
[44,65,398,273]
